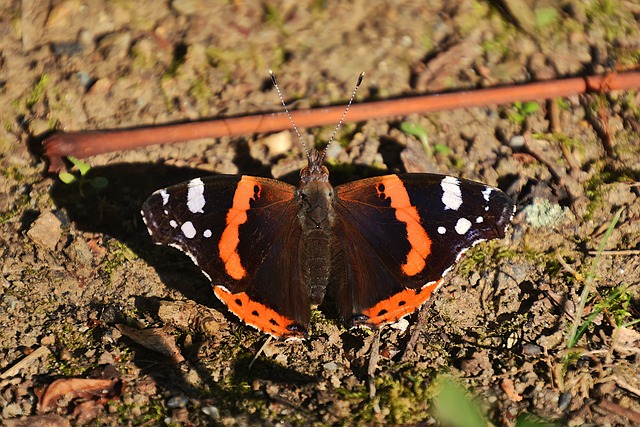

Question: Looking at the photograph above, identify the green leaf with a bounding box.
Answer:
[434,377,486,427]
[58,171,78,184]
[68,156,92,176]
[90,177,109,189]
[509,112,526,123]
[521,101,540,115]
[433,143,451,155]
[400,121,429,146]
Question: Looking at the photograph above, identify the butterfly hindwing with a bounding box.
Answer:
[141,175,310,339]
[333,173,514,328]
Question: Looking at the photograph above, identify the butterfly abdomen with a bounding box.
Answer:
[296,178,337,304]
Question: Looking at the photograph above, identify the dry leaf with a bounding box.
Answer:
[3,413,71,427]
[116,324,185,362]
[39,377,123,412]
[614,326,640,356]
[501,378,523,402]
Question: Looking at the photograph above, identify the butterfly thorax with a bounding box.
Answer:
[296,150,335,304]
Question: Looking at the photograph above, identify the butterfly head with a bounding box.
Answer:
[300,149,329,183]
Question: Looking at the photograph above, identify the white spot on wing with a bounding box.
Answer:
[181,221,197,238]
[455,217,472,235]
[476,216,484,223]
[437,226,446,234]
[203,229,212,238]
[169,220,178,228]
[159,190,170,206]
[482,187,492,202]
[187,178,206,214]
[441,176,462,211]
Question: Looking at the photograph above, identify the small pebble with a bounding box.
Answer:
[509,135,526,149]
[522,343,543,356]
[202,406,220,420]
[323,362,338,372]
[166,395,189,409]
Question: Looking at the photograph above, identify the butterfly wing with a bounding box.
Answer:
[141,176,310,339]
[333,173,514,328]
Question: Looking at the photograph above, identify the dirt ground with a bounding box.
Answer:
[1,0,640,425]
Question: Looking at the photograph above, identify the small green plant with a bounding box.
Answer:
[400,122,451,156]
[58,156,108,195]
[566,207,624,348]
[509,101,540,124]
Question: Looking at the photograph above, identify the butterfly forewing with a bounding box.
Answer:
[141,175,311,338]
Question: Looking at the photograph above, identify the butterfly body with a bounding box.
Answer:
[142,148,514,340]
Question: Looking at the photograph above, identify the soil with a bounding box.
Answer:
[1,0,640,426]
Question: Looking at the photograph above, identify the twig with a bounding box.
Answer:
[587,249,640,256]
[401,306,430,362]
[42,71,640,172]
[0,346,51,379]
[555,252,585,283]
[249,336,273,370]
[614,376,640,397]
[598,399,640,424]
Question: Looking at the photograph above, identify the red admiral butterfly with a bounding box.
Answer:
[142,73,514,340]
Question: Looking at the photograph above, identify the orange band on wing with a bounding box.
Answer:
[361,279,442,327]
[377,176,432,276]
[218,178,261,280]
[214,286,303,339]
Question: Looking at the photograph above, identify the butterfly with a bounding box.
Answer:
[141,72,514,340]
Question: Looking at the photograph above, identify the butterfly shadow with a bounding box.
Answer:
[49,162,225,304]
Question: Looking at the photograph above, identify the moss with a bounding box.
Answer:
[0,193,29,225]
[188,77,213,112]
[457,242,519,278]
[26,74,50,109]
[584,165,639,220]
[585,0,638,41]
[101,241,138,286]
[111,398,166,426]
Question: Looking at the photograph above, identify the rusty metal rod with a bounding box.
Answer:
[42,71,640,172]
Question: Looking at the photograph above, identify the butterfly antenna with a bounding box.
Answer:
[320,72,364,164]
[269,70,310,160]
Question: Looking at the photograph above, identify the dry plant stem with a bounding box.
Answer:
[0,346,51,379]
[598,399,640,424]
[401,304,431,362]
[368,330,381,399]
[558,141,581,175]
[580,92,615,157]
[555,252,585,283]
[587,249,640,256]
[249,336,273,370]
[614,376,640,397]
[42,71,640,172]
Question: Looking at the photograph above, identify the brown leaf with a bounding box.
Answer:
[501,378,523,402]
[39,378,123,412]
[614,326,640,356]
[116,324,185,363]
